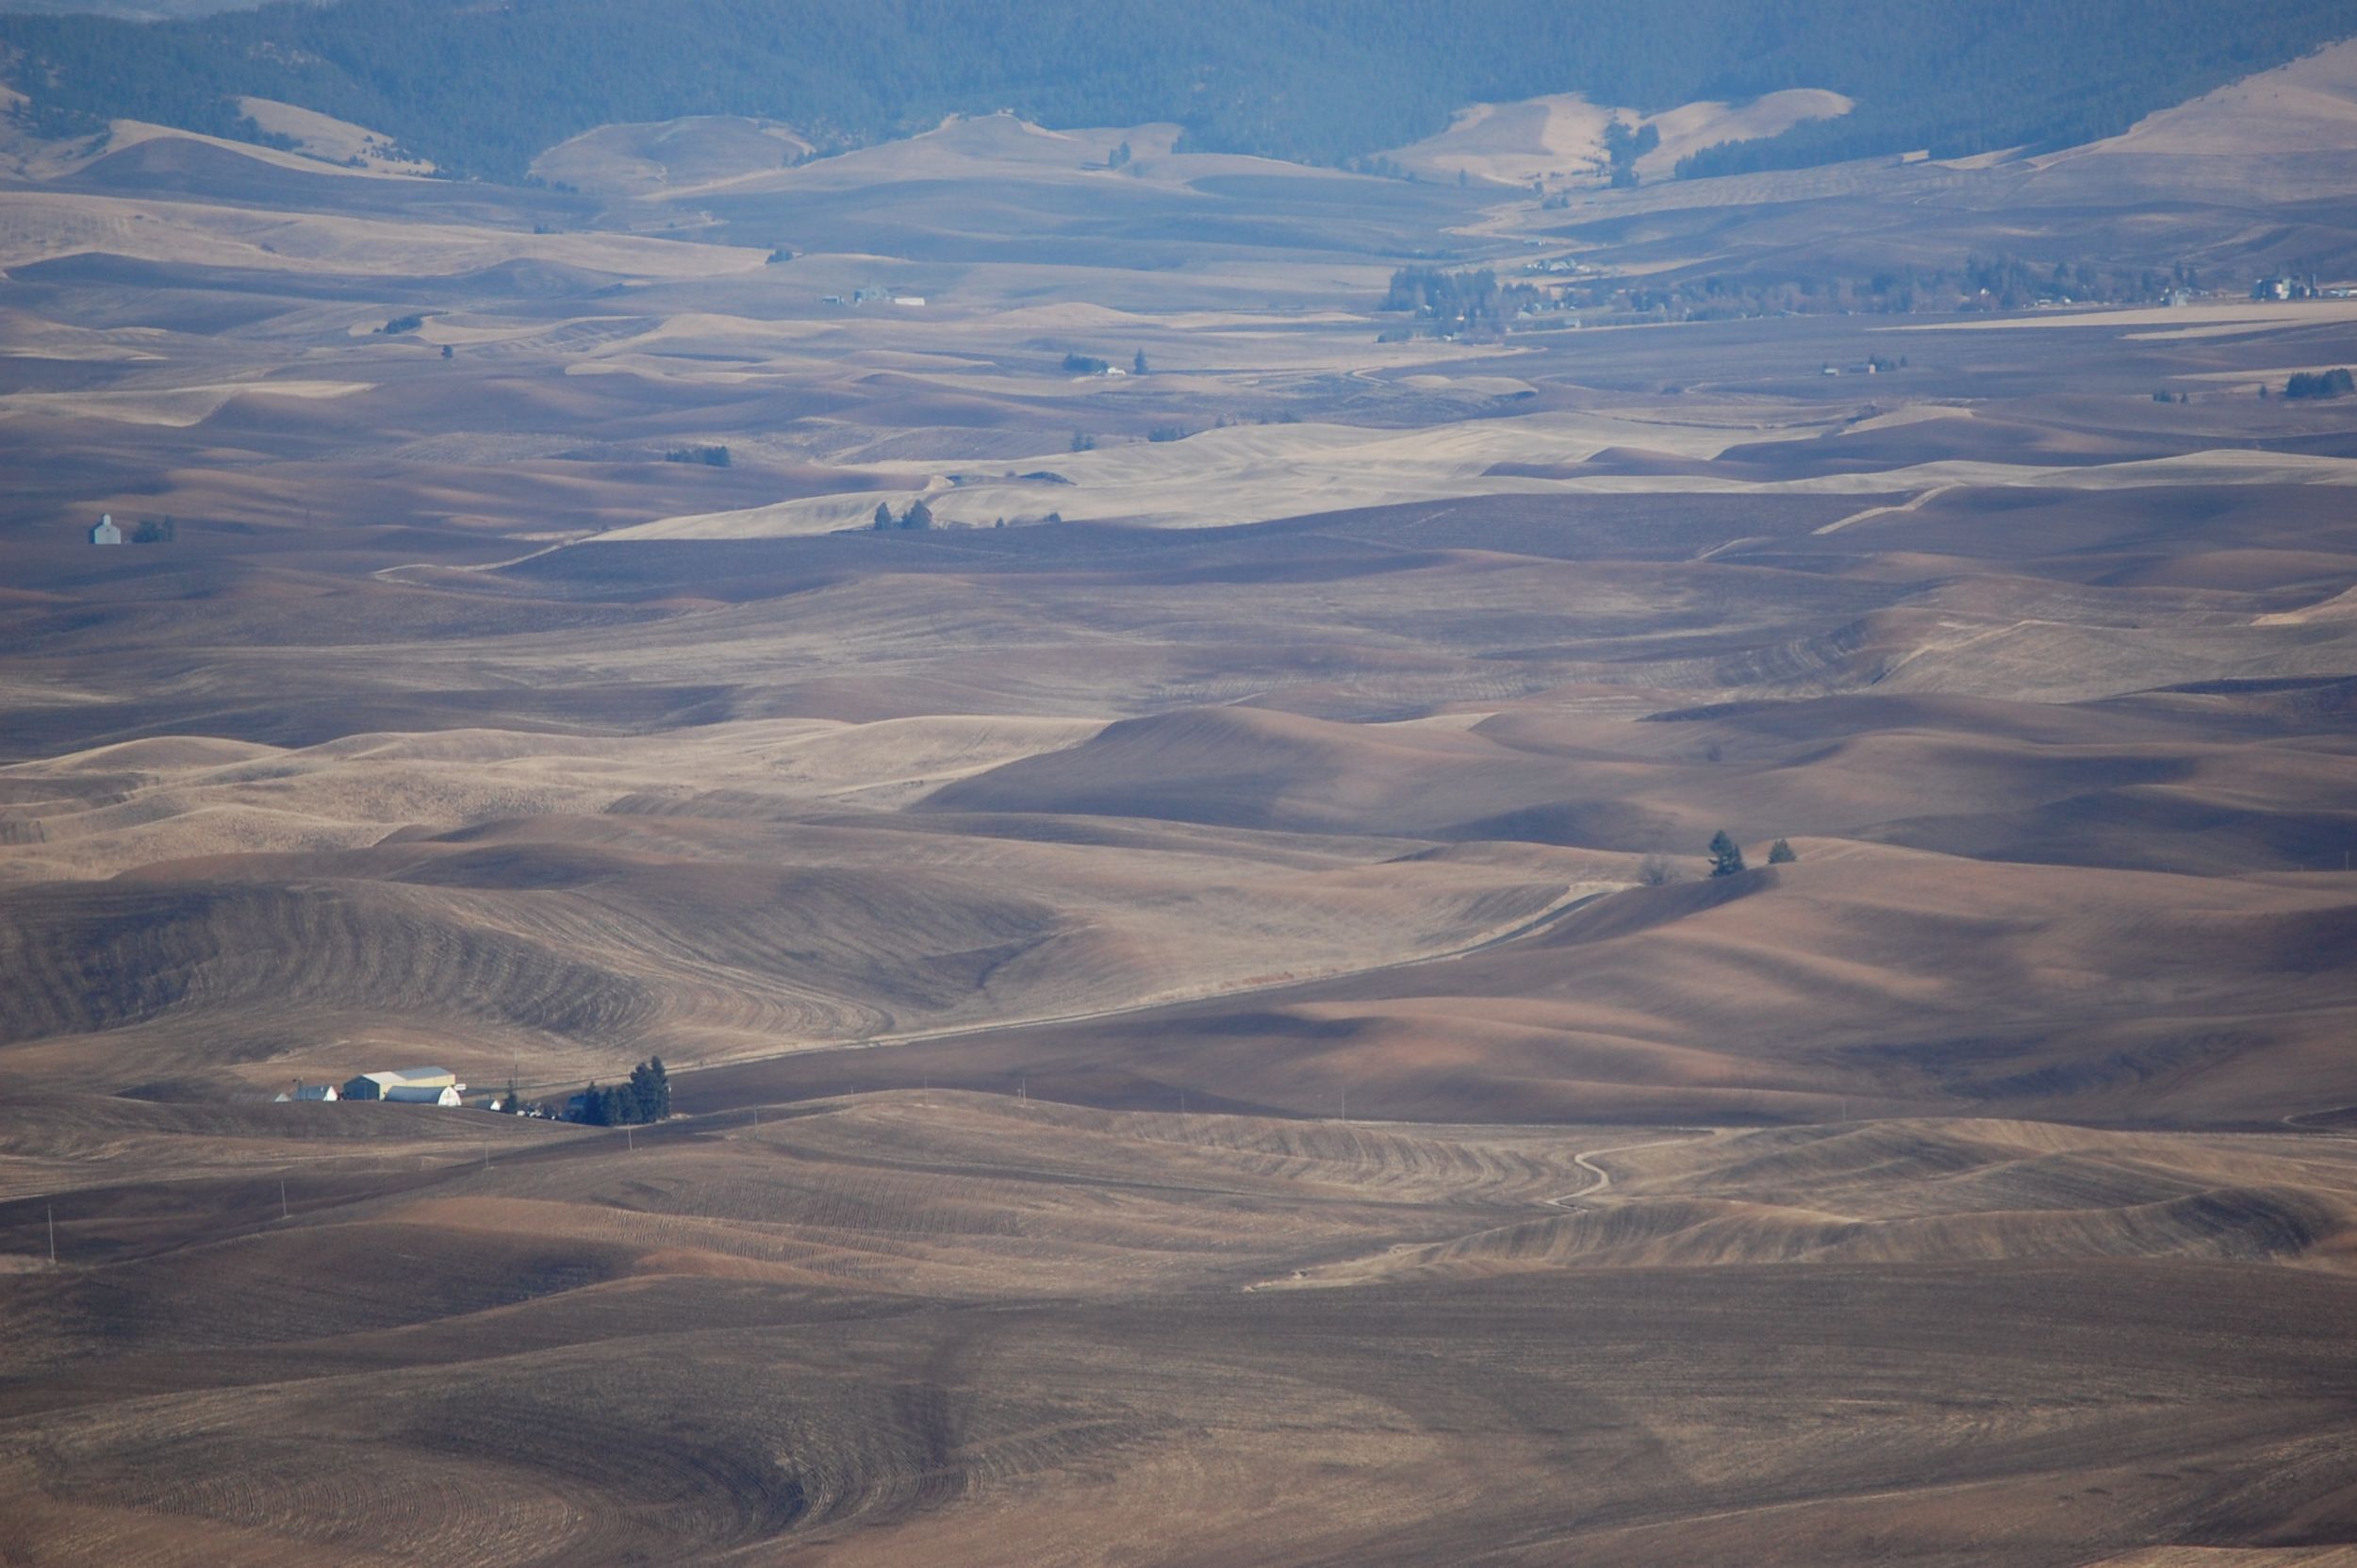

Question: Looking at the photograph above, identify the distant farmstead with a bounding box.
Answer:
[341,1065,466,1102]
[2252,272,2324,302]
[90,514,122,545]
[274,1081,338,1102]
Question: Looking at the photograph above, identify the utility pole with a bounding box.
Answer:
[279,1180,288,1220]
[626,1127,633,1152]
[47,1206,56,1265]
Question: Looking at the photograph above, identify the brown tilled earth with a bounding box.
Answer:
[3,71,2357,1565]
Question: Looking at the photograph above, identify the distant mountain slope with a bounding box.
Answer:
[1,0,2353,183]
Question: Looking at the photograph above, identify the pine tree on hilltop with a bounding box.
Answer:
[874,501,894,531]
[1707,830,1747,878]
[1767,838,1798,865]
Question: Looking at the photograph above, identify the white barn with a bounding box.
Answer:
[90,514,122,546]
[342,1065,465,1101]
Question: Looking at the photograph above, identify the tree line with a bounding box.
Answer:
[1566,256,2208,323]
[4,0,2349,185]
[572,1057,670,1125]
[2285,369,2355,401]
[1379,266,1542,340]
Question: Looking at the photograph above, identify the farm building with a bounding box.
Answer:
[90,514,121,545]
[384,1084,463,1106]
[273,1082,338,1102]
[342,1065,465,1101]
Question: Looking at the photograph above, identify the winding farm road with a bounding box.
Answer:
[1544,1130,1718,1208]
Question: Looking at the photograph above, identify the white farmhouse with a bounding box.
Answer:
[90,514,122,545]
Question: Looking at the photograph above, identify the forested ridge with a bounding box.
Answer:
[2,0,2351,183]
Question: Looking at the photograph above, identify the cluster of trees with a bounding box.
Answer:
[1343,154,1413,181]
[573,1058,670,1126]
[1565,256,2204,323]
[2285,369,2355,401]
[1645,834,1796,884]
[874,498,934,530]
[1062,350,1149,374]
[665,444,732,467]
[1379,266,1541,339]
[8,1,2348,185]
[1603,118,1659,188]
[127,517,175,544]
[1708,832,1799,877]
[1956,254,2199,310]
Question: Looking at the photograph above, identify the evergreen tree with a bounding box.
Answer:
[578,1081,611,1125]
[630,1057,670,1120]
[900,498,934,530]
[1707,830,1747,878]
[1132,348,1148,375]
[874,501,894,530]
[1767,838,1797,864]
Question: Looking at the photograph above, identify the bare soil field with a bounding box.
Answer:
[3,66,2357,1564]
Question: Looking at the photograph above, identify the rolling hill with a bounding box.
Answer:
[1,0,2351,181]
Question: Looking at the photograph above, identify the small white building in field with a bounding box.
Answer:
[90,514,122,545]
